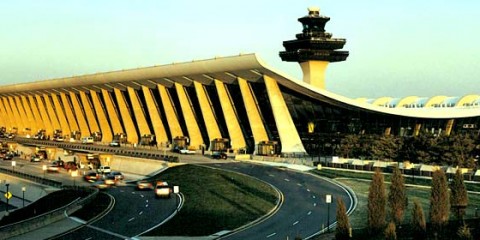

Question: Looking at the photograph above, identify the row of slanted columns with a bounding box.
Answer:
[0,75,308,155]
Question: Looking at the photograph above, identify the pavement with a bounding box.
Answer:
[0,156,318,240]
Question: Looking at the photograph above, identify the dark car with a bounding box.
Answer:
[64,161,77,171]
[107,171,124,181]
[211,151,227,159]
[52,160,65,168]
[3,153,14,160]
[84,171,100,182]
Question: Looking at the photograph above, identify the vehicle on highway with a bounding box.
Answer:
[180,148,196,154]
[136,180,154,190]
[52,160,65,168]
[47,165,60,172]
[54,136,64,142]
[30,155,42,162]
[155,181,172,198]
[109,140,121,147]
[107,171,124,181]
[97,166,111,174]
[211,151,227,159]
[103,175,116,185]
[84,171,100,182]
[3,153,14,160]
[92,180,109,190]
[64,161,78,171]
[81,137,94,144]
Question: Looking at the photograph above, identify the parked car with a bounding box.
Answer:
[84,171,100,182]
[136,180,154,190]
[155,181,172,198]
[30,155,42,162]
[211,151,227,159]
[107,171,124,181]
[97,166,111,174]
[109,140,121,147]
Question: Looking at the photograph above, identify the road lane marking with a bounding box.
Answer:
[293,221,299,226]
[128,217,135,222]
[266,233,277,238]
[140,194,144,198]
[313,203,317,207]
[312,195,316,199]
[268,174,275,177]
[146,199,149,203]
[139,211,143,215]
[307,189,311,192]
[307,211,312,215]
[87,225,131,239]
[146,204,149,208]
[297,183,302,187]
[284,178,290,182]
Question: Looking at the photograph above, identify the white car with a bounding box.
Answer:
[97,166,111,174]
[179,149,196,154]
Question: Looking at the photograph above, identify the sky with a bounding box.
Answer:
[0,0,479,98]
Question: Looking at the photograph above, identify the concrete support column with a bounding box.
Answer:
[51,93,71,138]
[263,75,306,154]
[193,81,222,145]
[175,82,203,149]
[43,94,61,134]
[142,85,168,144]
[2,97,17,132]
[60,93,79,136]
[0,98,12,130]
[28,95,45,132]
[79,91,100,135]
[69,92,90,138]
[445,119,454,136]
[113,88,138,145]
[35,95,54,136]
[101,89,124,138]
[214,79,246,150]
[127,87,151,138]
[21,96,37,135]
[158,84,183,143]
[238,77,269,149]
[89,90,112,142]
[8,96,25,134]
[14,96,30,135]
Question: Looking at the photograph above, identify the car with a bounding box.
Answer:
[92,180,109,190]
[3,154,14,160]
[103,175,116,185]
[64,161,78,171]
[97,166,111,174]
[109,140,121,147]
[84,171,100,182]
[47,165,60,172]
[211,151,227,159]
[30,155,41,162]
[136,180,154,190]
[179,149,196,154]
[155,181,172,198]
[107,171,124,181]
[54,136,64,142]
[52,160,65,168]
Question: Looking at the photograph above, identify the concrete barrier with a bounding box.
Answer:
[107,155,169,176]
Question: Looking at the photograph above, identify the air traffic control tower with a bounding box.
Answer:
[280,7,349,89]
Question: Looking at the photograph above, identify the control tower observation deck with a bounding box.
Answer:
[279,7,349,90]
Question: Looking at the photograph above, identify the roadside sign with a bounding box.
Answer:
[326,194,332,203]
[173,186,179,194]
[4,192,12,200]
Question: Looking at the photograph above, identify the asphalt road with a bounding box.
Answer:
[55,185,178,239]
[211,162,353,240]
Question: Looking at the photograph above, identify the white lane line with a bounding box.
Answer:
[85,238,92,240]
[284,178,290,182]
[266,232,277,238]
[297,183,302,187]
[313,203,317,207]
[140,194,144,198]
[86,225,131,239]
[307,211,312,215]
[312,195,316,199]
[145,204,149,208]
[307,189,311,192]
[131,192,136,194]
[146,199,149,203]
[268,174,275,177]
[293,221,299,226]
[128,217,135,222]
[139,211,143,215]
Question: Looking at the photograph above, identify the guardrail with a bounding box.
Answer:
[0,187,98,240]
[0,167,62,188]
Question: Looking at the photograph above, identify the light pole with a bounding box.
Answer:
[42,164,47,178]
[22,186,26,207]
[71,170,78,187]
[11,161,16,171]
[326,194,332,232]
[5,183,10,213]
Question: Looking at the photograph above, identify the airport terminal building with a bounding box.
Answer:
[0,8,479,156]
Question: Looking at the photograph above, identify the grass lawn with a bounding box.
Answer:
[144,164,279,236]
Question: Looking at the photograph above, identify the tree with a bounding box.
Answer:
[388,166,407,224]
[450,168,468,220]
[411,199,426,239]
[430,169,449,233]
[335,197,351,240]
[368,169,386,233]
[338,134,359,158]
[384,222,397,240]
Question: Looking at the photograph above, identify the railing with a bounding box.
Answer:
[0,168,62,188]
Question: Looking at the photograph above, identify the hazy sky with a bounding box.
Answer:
[1,1,479,98]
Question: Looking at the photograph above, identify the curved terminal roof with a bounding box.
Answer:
[0,53,479,119]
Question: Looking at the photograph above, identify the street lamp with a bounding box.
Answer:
[11,161,16,171]
[5,183,10,213]
[326,194,332,233]
[21,186,26,207]
[71,170,78,187]
[42,164,47,178]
